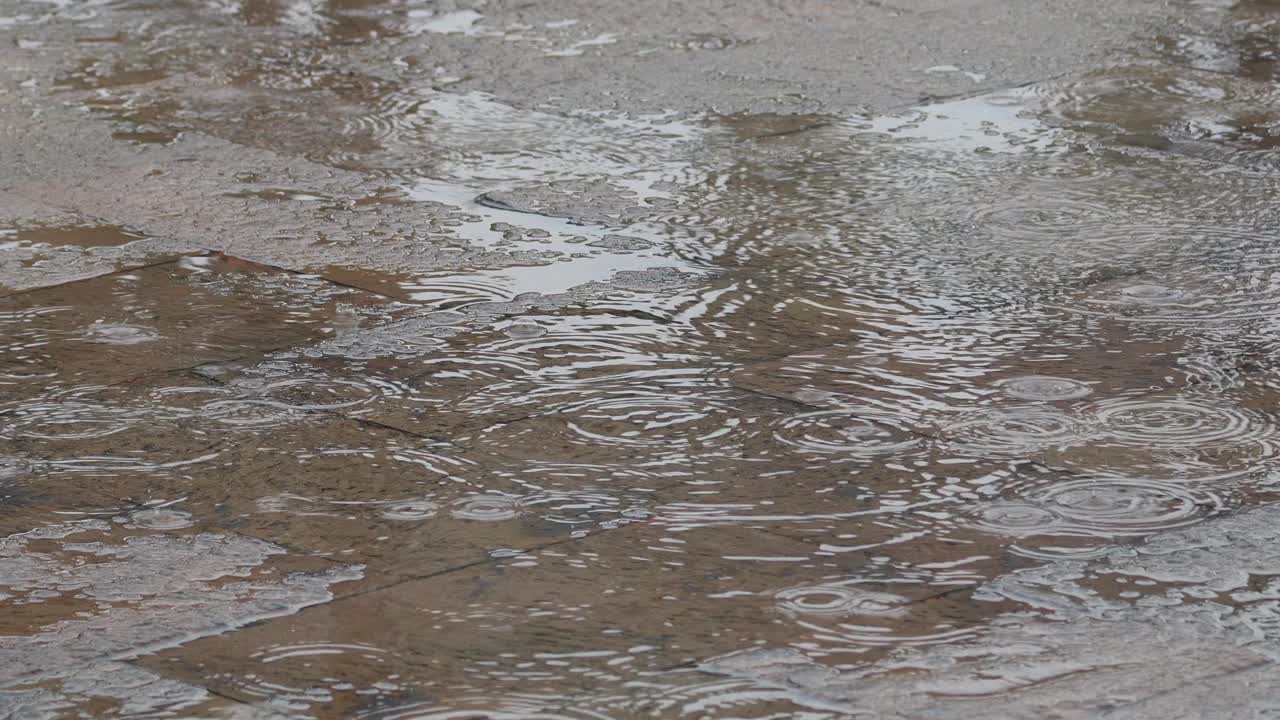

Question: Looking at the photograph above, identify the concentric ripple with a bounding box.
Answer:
[83,322,161,345]
[379,499,439,521]
[200,399,306,430]
[997,376,1092,402]
[1063,271,1280,323]
[561,395,742,449]
[251,641,394,664]
[451,495,522,521]
[944,191,1115,249]
[969,478,1221,558]
[772,409,924,459]
[937,406,1095,457]
[775,585,909,618]
[1117,284,1193,305]
[969,501,1061,537]
[224,641,401,711]
[1038,478,1218,534]
[124,508,195,530]
[504,320,547,339]
[1,398,139,440]
[1069,282,1200,318]
[518,491,642,528]
[258,377,381,411]
[1091,397,1274,450]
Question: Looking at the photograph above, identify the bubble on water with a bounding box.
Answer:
[938,406,1094,458]
[773,409,924,459]
[505,320,547,339]
[997,376,1092,402]
[125,508,194,530]
[379,499,439,521]
[84,322,161,345]
[1091,398,1274,449]
[775,585,909,618]
[451,495,521,521]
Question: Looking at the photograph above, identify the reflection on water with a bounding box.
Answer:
[7,0,1280,717]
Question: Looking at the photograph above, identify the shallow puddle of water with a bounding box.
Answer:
[0,253,399,396]
[7,224,145,248]
[8,0,1280,717]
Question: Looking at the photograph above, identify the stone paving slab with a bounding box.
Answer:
[136,521,1003,717]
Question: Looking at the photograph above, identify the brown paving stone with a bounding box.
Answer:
[1,385,677,583]
[0,253,398,398]
[173,428,675,582]
[12,224,146,248]
[135,521,1010,718]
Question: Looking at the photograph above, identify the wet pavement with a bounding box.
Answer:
[5,0,1280,717]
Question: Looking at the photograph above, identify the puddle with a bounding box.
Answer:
[0,253,400,393]
[7,224,145,248]
[8,0,1280,717]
